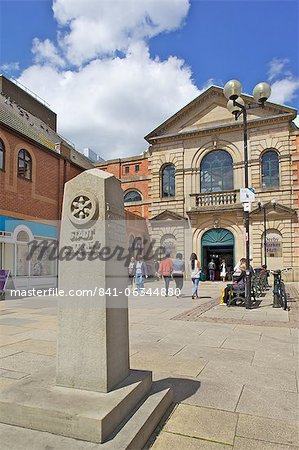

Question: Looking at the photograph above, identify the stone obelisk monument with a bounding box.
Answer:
[56,168,130,393]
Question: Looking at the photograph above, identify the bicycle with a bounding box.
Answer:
[271,268,292,310]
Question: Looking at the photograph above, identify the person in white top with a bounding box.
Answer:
[189,253,201,299]
[220,259,227,282]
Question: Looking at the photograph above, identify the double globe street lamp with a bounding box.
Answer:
[223,80,271,309]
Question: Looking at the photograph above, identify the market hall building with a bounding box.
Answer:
[98,86,299,281]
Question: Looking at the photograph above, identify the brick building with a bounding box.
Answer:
[0,76,93,290]
[97,154,150,218]
[99,86,299,281]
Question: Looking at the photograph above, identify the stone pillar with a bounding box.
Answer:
[56,168,129,392]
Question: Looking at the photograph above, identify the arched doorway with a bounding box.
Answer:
[201,228,234,280]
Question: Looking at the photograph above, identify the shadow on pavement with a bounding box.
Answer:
[144,377,201,449]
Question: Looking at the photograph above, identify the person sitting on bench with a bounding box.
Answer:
[223,261,246,303]
[232,261,246,292]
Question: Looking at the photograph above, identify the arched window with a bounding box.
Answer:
[200,150,233,193]
[261,150,279,188]
[161,164,175,197]
[124,190,142,203]
[18,149,32,180]
[0,139,4,171]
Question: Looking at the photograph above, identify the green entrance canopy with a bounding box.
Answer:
[202,228,234,247]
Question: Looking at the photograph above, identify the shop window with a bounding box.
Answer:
[16,230,30,276]
[124,190,142,202]
[200,150,233,193]
[29,239,57,276]
[0,139,4,171]
[18,149,32,180]
[261,150,279,188]
[1,243,14,275]
[161,164,175,198]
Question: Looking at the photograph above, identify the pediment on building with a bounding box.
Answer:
[150,210,187,221]
[145,86,297,142]
[251,202,297,216]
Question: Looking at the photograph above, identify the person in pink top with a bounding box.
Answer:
[158,252,173,297]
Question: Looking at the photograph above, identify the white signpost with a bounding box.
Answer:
[240,187,255,203]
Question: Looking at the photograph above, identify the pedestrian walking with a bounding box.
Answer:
[208,259,216,281]
[190,253,201,299]
[154,259,160,281]
[220,259,227,282]
[134,255,148,294]
[172,253,185,297]
[128,257,135,287]
[158,252,173,297]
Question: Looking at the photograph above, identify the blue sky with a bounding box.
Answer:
[0,0,298,157]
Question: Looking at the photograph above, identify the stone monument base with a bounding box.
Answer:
[0,367,172,446]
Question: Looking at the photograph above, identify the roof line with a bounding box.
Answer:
[147,112,295,142]
[144,85,297,142]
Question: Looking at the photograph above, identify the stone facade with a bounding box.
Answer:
[99,86,299,281]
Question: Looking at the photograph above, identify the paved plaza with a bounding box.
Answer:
[0,280,298,449]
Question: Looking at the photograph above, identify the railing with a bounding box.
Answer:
[190,190,239,208]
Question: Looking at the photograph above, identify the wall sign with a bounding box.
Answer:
[0,270,10,292]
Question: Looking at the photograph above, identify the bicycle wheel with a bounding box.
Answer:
[281,282,288,310]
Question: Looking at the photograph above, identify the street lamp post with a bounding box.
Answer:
[223,80,271,309]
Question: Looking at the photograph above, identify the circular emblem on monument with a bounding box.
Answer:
[68,191,98,225]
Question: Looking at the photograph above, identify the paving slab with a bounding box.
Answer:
[236,414,299,447]
[236,385,298,421]
[0,368,29,379]
[164,404,238,445]
[151,431,230,449]
[0,422,98,450]
[199,360,297,392]
[178,344,254,364]
[0,325,35,335]
[0,318,38,326]
[131,351,207,377]
[0,339,56,357]
[0,377,18,390]
[233,436,297,449]
[252,350,298,371]
[181,378,243,412]
[0,334,31,347]
[0,352,55,373]
[9,329,57,341]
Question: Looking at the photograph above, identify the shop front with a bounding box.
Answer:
[0,216,58,291]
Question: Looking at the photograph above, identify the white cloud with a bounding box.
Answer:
[52,0,190,66]
[270,77,299,104]
[266,57,299,105]
[19,42,199,158]
[268,57,290,81]
[32,38,65,67]
[0,62,20,73]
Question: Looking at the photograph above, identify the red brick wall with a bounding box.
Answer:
[0,128,85,222]
[98,157,150,218]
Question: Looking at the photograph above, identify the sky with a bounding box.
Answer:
[0,0,298,159]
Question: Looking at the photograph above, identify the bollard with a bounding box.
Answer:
[272,271,281,308]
